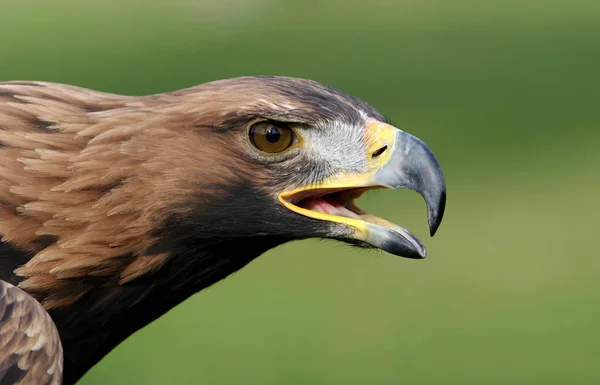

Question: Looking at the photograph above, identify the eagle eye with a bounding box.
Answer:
[249,121,295,154]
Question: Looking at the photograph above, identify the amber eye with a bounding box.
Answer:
[249,121,295,153]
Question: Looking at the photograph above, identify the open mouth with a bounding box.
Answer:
[276,123,446,259]
[291,188,371,222]
[279,186,428,259]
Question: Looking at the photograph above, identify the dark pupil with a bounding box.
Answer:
[265,126,281,143]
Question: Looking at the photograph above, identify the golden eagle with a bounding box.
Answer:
[0,76,445,385]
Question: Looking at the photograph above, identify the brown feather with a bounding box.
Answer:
[0,76,390,385]
[0,82,178,308]
[0,280,62,385]
[0,76,382,309]
[0,80,274,309]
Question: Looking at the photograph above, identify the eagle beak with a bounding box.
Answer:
[279,121,446,259]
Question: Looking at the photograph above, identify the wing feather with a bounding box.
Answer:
[0,280,62,385]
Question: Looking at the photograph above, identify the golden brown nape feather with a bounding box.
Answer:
[0,280,62,385]
[0,80,274,310]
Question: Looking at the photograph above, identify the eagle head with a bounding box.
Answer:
[153,76,446,260]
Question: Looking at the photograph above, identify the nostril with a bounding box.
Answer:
[372,145,388,158]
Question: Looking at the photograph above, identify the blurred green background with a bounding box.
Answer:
[1,0,599,384]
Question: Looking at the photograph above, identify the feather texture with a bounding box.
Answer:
[0,81,178,308]
[0,280,62,385]
[0,76,386,384]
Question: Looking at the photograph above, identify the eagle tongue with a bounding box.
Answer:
[302,197,363,220]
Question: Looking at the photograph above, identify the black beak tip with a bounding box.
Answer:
[428,189,446,237]
[389,240,427,260]
[412,247,427,259]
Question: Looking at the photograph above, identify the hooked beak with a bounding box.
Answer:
[278,121,446,259]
